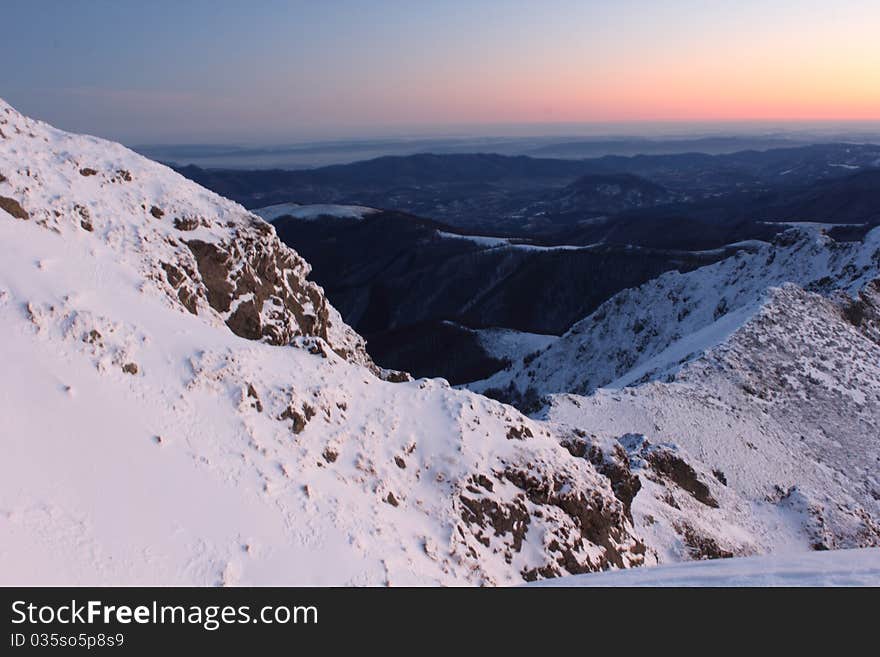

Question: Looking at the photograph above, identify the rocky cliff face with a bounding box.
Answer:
[0,99,372,369]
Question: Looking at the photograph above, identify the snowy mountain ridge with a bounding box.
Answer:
[464,200,880,558]
[542,280,880,556]
[471,224,880,402]
[253,203,379,222]
[0,98,658,585]
[0,99,374,367]
[1,99,877,585]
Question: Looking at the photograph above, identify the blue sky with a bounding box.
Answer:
[2,0,878,143]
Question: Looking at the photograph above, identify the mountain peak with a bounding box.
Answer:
[0,97,371,366]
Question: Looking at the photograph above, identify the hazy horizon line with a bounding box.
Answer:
[127,119,880,149]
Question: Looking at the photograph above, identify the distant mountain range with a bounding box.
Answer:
[138,132,880,169]
[175,144,880,237]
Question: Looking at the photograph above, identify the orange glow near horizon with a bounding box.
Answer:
[6,0,880,141]
[413,48,880,127]
[381,4,880,129]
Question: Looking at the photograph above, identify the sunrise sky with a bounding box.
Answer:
[3,0,879,142]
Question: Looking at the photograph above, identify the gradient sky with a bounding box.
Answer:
[2,0,879,143]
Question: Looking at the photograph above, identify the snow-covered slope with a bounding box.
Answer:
[2,99,876,585]
[0,102,372,367]
[543,281,880,556]
[435,230,599,252]
[532,548,880,586]
[471,226,880,401]
[0,99,666,585]
[474,326,558,364]
[254,203,378,223]
[459,199,880,558]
